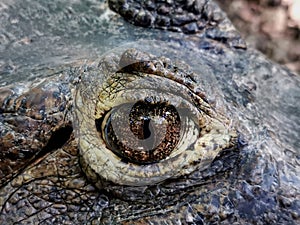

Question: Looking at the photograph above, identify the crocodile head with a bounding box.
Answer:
[0,0,299,224]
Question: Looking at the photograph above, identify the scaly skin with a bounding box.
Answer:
[0,0,299,224]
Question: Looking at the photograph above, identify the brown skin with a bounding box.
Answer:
[0,80,72,186]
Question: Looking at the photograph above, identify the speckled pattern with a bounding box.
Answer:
[0,0,299,224]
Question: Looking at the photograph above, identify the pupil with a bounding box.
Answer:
[142,118,151,140]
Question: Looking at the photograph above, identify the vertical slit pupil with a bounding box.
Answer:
[142,118,151,139]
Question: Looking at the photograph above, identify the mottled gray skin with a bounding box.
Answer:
[0,0,300,224]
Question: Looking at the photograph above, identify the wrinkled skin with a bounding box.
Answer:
[0,0,300,224]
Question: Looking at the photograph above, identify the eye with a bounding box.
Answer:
[98,100,182,164]
[73,48,237,187]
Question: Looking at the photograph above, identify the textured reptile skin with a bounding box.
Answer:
[0,0,299,224]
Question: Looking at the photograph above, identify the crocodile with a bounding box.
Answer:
[0,0,299,224]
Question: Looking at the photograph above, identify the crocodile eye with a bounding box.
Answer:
[98,100,182,164]
[74,49,237,187]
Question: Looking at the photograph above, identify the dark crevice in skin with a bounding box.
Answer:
[41,125,73,153]
[0,124,73,190]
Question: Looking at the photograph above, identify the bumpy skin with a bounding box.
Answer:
[0,0,300,224]
[108,0,246,48]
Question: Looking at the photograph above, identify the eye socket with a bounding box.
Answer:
[74,48,237,187]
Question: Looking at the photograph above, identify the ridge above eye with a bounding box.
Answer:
[73,48,238,187]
